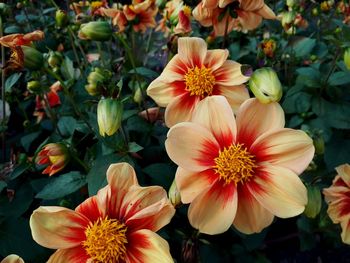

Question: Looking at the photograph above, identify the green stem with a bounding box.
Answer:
[0,15,6,162]
[96,42,106,67]
[71,151,89,173]
[67,28,84,74]
[68,26,89,66]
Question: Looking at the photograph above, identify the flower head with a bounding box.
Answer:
[36,143,69,176]
[147,37,250,127]
[30,162,175,262]
[323,164,350,244]
[123,0,158,32]
[0,30,44,48]
[165,96,314,234]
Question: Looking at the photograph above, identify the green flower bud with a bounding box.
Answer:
[27,80,41,93]
[22,46,44,70]
[286,0,297,8]
[304,186,322,218]
[344,47,350,70]
[85,83,98,96]
[281,11,296,27]
[168,179,182,208]
[48,51,63,68]
[97,98,123,137]
[133,87,143,104]
[55,9,68,28]
[314,135,325,155]
[79,21,113,41]
[311,8,319,16]
[249,68,283,104]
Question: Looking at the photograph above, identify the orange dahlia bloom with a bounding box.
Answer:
[30,162,175,262]
[36,143,69,176]
[101,7,128,32]
[0,30,44,48]
[123,0,158,32]
[323,164,350,244]
[147,37,249,127]
[165,96,314,235]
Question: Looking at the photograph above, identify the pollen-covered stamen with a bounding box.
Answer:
[213,144,257,185]
[83,217,128,262]
[184,66,215,97]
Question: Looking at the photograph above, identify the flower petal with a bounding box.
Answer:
[178,37,207,67]
[202,0,218,8]
[204,50,229,72]
[164,93,200,127]
[1,255,24,263]
[256,4,276,19]
[126,229,173,263]
[188,180,237,235]
[236,98,285,147]
[47,247,89,263]
[160,54,188,83]
[122,185,175,232]
[166,122,220,172]
[336,164,350,188]
[191,95,236,147]
[248,165,307,218]
[30,206,89,249]
[214,84,249,113]
[175,167,217,203]
[236,10,263,30]
[214,60,249,86]
[233,184,274,234]
[147,79,175,107]
[251,129,315,175]
[75,195,105,222]
[341,220,350,245]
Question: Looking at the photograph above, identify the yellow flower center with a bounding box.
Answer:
[83,217,128,263]
[213,144,257,185]
[182,5,192,17]
[90,1,103,9]
[184,66,215,97]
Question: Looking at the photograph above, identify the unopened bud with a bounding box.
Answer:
[55,9,68,28]
[286,0,297,8]
[344,47,350,70]
[79,21,113,41]
[304,185,322,218]
[133,87,143,104]
[97,98,123,137]
[27,80,41,93]
[22,46,44,70]
[249,68,282,104]
[48,51,63,68]
[168,179,182,208]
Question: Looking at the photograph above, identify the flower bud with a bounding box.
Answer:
[304,185,322,218]
[48,51,63,68]
[344,47,350,70]
[286,0,297,8]
[313,135,325,155]
[55,9,68,28]
[36,143,69,176]
[22,46,44,70]
[85,83,98,96]
[168,179,182,208]
[133,87,143,104]
[79,21,113,41]
[97,98,123,137]
[249,68,283,104]
[85,68,111,96]
[27,80,41,93]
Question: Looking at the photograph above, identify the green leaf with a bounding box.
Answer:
[0,181,6,192]
[0,183,33,219]
[9,163,30,180]
[5,73,22,92]
[292,37,316,58]
[325,139,350,171]
[128,142,144,153]
[143,163,175,189]
[282,92,311,114]
[35,171,86,200]
[328,71,350,86]
[4,25,21,34]
[87,153,130,195]
[0,218,49,261]
[21,131,41,152]
[128,67,159,79]
[296,67,321,88]
[60,56,75,80]
[57,116,77,137]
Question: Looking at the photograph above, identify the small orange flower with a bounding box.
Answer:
[166,96,314,234]
[123,0,158,32]
[30,162,175,262]
[101,7,128,32]
[323,164,350,244]
[36,143,69,176]
[147,37,250,127]
[0,30,44,48]
[260,39,277,58]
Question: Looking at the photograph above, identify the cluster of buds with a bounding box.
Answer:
[156,0,192,36]
[85,67,112,96]
[36,143,69,176]
[97,98,123,137]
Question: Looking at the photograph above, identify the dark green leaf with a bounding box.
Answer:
[0,181,6,192]
[57,116,77,137]
[129,67,159,79]
[60,56,75,80]
[128,142,143,153]
[35,172,86,200]
[5,73,22,92]
[328,71,350,86]
[292,37,316,58]
[143,163,175,189]
[21,131,41,152]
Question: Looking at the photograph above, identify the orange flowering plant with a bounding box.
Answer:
[1,0,350,262]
